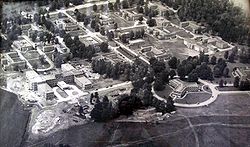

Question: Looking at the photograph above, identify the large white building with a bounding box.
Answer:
[12,39,33,52]
[75,76,92,89]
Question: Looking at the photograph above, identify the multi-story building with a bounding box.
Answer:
[233,67,250,83]
[74,76,92,89]
[37,83,55,100]
[169,79,199,99]
[121,10,143,21]
[55,19,78,31]
[1,52,27,71]
[26,70,45,90]
[12,39,33,52]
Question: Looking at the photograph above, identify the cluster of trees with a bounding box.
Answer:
[213,58,228,78]
[146,17,157,27]
[33,13,56,34]
[49,0,83,11]
[63,34,109,60]
[149,57,169,91]
[31,30,54,44]
[238,47,250,64]
[168,52,214,82]
[63,34,95,60]
[6,24,22,41]
[232,75,250,90]
[168,53,211,82]
[74,9,88,23]
[90,95,116,122]
[92,58,148,81]
[129,29,145,40]
[161,0,250,46]
[119,29,145,43]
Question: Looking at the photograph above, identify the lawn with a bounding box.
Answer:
[155,84,173,99]
[216,86,239,91]
[175,92,211,104]
[176,30,194,38]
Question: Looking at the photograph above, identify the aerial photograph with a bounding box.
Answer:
[0,0,250,146]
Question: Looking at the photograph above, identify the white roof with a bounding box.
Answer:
[26,70,44,83]
[61,63,75,72]
[75,76,92,85]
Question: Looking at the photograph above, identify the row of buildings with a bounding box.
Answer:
[25,63,93,100]
[1,51,26,71]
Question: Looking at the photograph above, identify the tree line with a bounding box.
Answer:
[161,0,250,46]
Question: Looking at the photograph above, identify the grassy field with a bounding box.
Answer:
[0,89,31,147]
[155,85,173,99]
[175,92,211,104]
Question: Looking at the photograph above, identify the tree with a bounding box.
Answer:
[93,4,98,12]
[138,16,143,23]
[54,54,62,68]
[219,79,224,87]
[33,63,38,70]
[154,77,165,91]
[64,0,70,7]
[90,93,94,104]
[108,2,114,11]
[210,56,217,65]
[168,57,178,69]
[114,23,118,30]
[224,80,227,86]
[228,53,235,63]
[129,30,134,40]
[177,65,186,80]
[223,67,229,77]
[102,95,109,103]
[84,17,90,26]
[224,51,229,59]
[122,0,129,9]
[91,20,96,29]
[90,101,113,122]
[100,27,105,36]
[146,18,156,27]
[95,24,100,32]
[169,70,176,79]
[100,42,109,52]
[107,31,114,41]
[31,33,37,42]
[187,72,198,82]
[233,76,240,87]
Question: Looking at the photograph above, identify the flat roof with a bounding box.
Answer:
[26,70,44,83]
[38,83,53,92]
[13,39,32,48]
[61,63,75,71]
[75,76,92,85]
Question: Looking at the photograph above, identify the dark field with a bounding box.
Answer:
[175,92,211,104]
[0,89,31,147]
[24,93,250,147]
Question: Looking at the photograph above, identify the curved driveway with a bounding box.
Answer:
[153,79,250,108]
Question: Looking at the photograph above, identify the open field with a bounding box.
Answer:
[0,89,31,147]
[175,92,211,104]
[24,93,250,147]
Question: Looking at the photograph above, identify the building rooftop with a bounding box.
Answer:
[79,36,102,47]
[13,39,32,48]
[75,76,92,85]
[237,67,250,79]
[26,70,44,83]
[38,83,53,93]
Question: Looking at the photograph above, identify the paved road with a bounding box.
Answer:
[90,81,132,94]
